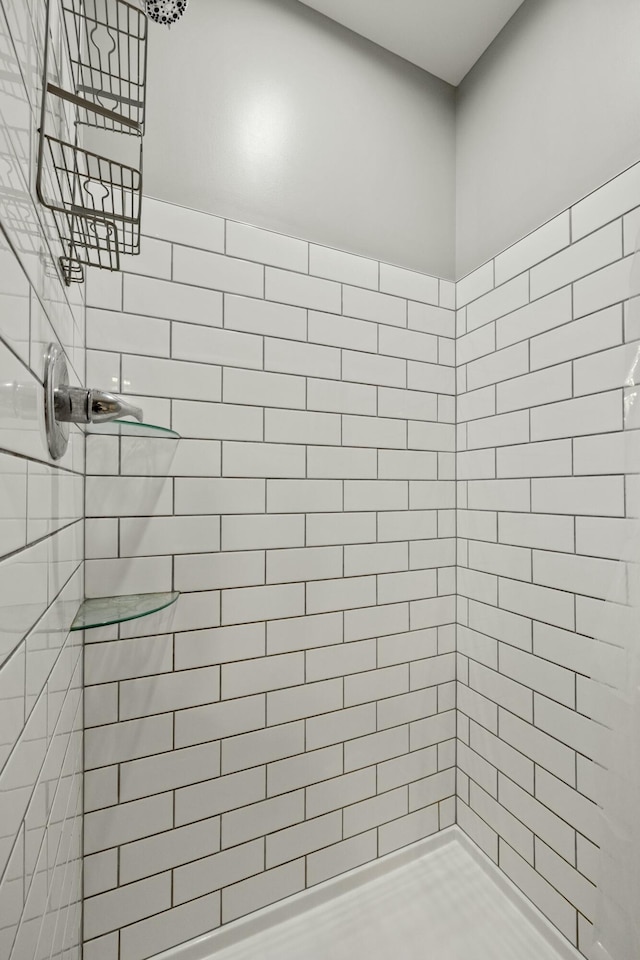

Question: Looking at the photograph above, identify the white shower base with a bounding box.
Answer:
[158,828,581,960]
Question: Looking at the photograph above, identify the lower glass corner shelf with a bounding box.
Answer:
[85,420,180,440]
[71,591,180,631]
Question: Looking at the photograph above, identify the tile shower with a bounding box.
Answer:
[0,2,638,960]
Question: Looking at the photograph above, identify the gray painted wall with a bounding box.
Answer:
[456,0,640,278]
[143,0,456,278]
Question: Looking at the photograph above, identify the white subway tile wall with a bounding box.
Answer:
[456,162,639,956]
[84,201,457,960]
[0,4,85,960]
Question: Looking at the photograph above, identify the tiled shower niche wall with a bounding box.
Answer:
[83,202,458,960]
[455,160,640,956]
[0,2,85,959]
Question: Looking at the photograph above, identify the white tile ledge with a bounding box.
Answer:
[152,827,582,960]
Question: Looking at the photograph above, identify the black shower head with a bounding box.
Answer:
[145,0,188,26]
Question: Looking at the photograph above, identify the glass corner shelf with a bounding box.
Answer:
[71,591,180,631]
[85,419,180,440]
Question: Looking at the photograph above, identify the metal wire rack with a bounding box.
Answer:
[62,0,148,134]
[36,0,147,285]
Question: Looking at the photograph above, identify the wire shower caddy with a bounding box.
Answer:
[36,0,148,285]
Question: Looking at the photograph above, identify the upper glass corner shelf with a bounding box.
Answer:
[71,591,180,631]
[85,419,180,440]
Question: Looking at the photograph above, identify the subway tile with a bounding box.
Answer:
[267,745,343,796]
[267,611,343,653]
[172,322,263,369]
[379,325,437,363]
[307,446,378,478]
[267,479,342,513]
[223,367,305,409]
[342,285,406,327]
[467,411,529,450]
[85,716,173,770]
[457,322,495,366]
[223,440,306,478]
[342,349,406,388]
[84,874,171,941]
[308,310,377,352]
[457,262,494,308]
[307,378,377,415]
[500,710,576,785]
[496,439,572,479]
[222,860,305,923]
[267,678,342,725]
[344,480,408,511]
[496,365,573,414]
[87,309,170,357]
[573,340,634,397]
[408,360,456,394]
[222,514,304,552]
[221,722,304,776]
[174,623,265,670]
[119,817,220,884]
[267,811,342,867]
[172,400,263,440]
[307,832,377,886]
[572,163,640,239]
[174,245,264,297]
[306,768,376,818]
[221,583,305,625]
[533,550,623,602]
[120,894,221,960]
[304,699,374,753]
[119,665,221,720]
[531,391,622,442]
[498,578,575,631]
[379,264,438,304]
[222,653,304,699]
[122,355,221,402]
[123,274,223,326]
[495,213,571,285]
[499,843,577,943]
[467,479,530,512]
[225,294,306,340]
[84,793,173,855]
[265,408,341,446]
[345,726,409,772]
[498,512,575,552]
[344,788,408,837]
[378,386,438,421]
[378,687,437,730]
[530,222,622,300]
[222,792,304,848]
[175,478,265,514]
[119,742,222,802]
[530,304,622,371]
[175,550,264,592]
[496,287,572,348]
[531,476,625,517]
[466,342,529,392]
[466,275,529,332]
[266,267,340,312]
[143,199,224,251]
[173,840,263,904]
[310,245,377,288]
[344,542,409,578]
[408,302,455,337]
[344,664,408,707]
[306,512,376,547]
[227,222,308,271]
[379,450,438,480]
[265,337,340,379]
[175,769,266,826]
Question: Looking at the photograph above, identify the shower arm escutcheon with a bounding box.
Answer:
[44,343,143,460]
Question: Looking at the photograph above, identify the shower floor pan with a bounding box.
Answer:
[157,827,581,960]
